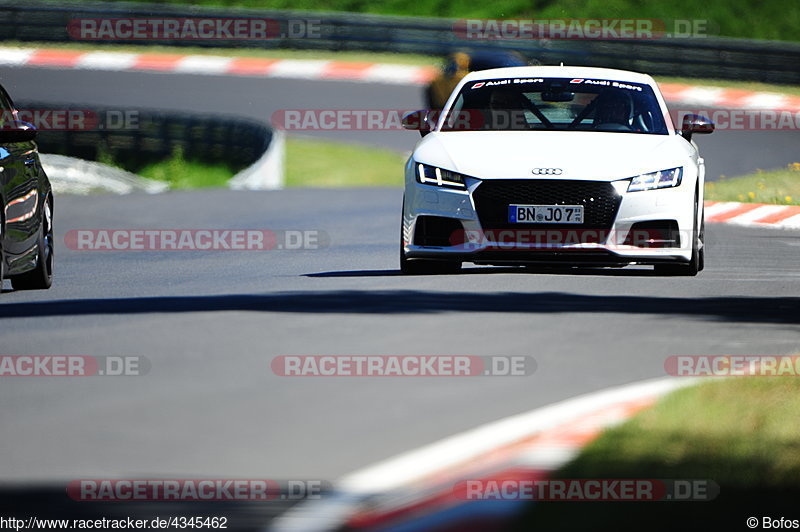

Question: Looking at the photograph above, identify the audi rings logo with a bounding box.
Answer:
[531,168,563,175]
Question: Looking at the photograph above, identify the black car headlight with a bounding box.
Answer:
[627,167,683,192]
[416,163,468,190]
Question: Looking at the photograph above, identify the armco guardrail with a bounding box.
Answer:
[17,101,272,172]
[2,1,800,84]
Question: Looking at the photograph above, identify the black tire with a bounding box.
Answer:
[399,197,461,275]
[0,217,5,293]
[401,256,462,275]
[654,188,700,277]
[11,197,53,290]
[698,207,705,272]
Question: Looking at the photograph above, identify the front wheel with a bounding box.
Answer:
[11,198,53,290]
[401,256,462,275]
[0,218,5,292]
[697,207,705,272]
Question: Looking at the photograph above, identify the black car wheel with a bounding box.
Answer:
[401,255,462,275]
[0,216,5,291]
[11,197,53,290]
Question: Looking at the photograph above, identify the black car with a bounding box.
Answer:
[0,83,53,291]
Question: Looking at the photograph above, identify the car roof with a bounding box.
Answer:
[461,65,657,86]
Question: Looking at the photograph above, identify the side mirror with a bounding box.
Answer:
[680,114,714,142]
[402,110,433,137]
[0,125,37,143]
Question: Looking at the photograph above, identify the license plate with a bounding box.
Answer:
[508,204,584,224]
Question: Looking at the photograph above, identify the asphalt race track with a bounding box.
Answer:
[0,66,799,528]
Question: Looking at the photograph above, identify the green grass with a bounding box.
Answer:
[52,0,800,41]
[514,376,800,531]
[85,137,405,189]
[705,164,800,205]
[285,137,406,187]
[137,147,235,188]
[561,378,800,485]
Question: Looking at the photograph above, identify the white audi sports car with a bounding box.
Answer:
[400,65,714,275]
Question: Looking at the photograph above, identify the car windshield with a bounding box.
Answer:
[441,77,668,134]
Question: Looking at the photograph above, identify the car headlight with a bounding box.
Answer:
[627,167,683,192]
[416,163,467,189]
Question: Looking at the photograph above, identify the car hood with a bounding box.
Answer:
[413,131,693,181]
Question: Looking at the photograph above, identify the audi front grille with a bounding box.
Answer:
[471,179,622,239]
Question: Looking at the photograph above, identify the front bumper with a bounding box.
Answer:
[402,175,697,265]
